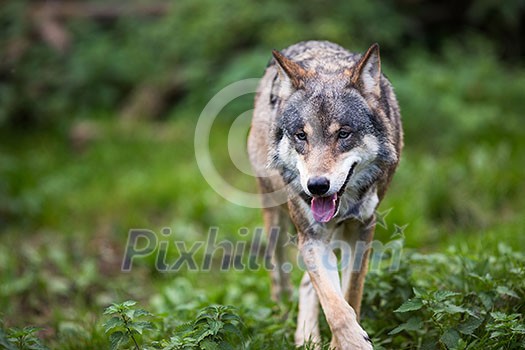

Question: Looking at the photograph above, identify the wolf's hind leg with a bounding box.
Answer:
[262,206,292,301]
[295,272,320,347]
[341,217,375,320]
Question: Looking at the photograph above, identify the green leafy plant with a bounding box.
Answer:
[376,246,525,350]
[4,326,48,350]
[485,312,525,348]
[103,300,154,350]
[159,305,245,350]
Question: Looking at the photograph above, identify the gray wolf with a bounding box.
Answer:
[248,41,403,349]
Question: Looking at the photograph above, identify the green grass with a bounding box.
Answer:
[1,44,525,349]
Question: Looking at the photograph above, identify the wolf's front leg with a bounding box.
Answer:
[299,237,372,350]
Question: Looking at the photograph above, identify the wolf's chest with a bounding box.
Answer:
[336,187,378,223]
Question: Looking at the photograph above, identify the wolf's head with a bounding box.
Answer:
[271,44,398,223]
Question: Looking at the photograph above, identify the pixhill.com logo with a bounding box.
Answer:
[122,212,405,273]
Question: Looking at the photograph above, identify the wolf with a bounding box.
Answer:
[247,40,403,349]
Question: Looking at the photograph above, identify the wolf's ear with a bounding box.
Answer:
[349,43,381,97]
[272,50,309,90]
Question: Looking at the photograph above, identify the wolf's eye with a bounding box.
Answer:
[295,131,307,141]
[338,130,351,139]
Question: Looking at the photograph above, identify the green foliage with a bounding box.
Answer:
[102,301,246,350]
[0,324,49,350]
[92,246,521,350]
[0,0,406,128]
[2,242,525,349]
[103,300,155,350]
[159,305,245,350]
[1,0,523,128]
[364,245,525,349]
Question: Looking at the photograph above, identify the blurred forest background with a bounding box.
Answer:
[1,0,524,349]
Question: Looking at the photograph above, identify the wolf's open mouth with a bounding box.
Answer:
[311,194,338,223]
[310,162,357,223]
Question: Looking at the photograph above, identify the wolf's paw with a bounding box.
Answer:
[330,327,373,350]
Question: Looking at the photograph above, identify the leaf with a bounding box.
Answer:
[104,305,119,315]
[124,309,135,320]
[490,311,509,321]
[496,286,519,299]
[134,308,153,318]
[130,321,154,335]
[388,316,423,335]
[23,339,50,350]
[433,290,460,302]
[217,340,235,350]
[0,327,16,350]
[412,287,425,298]
[109,331,127,350]
[195,327,215,343]
[200,339,219,350]
[23,326,43,335]
[489,330,505,339]
[9,326,43,338]
[395,298,424,313]
[209,320,223,336]
[173,321,194,335]
[221,313,241,324]
[478,292,494,310]
[441,303,468,315]
[440,328,460,349]
[222,323,243,340]
[103,317,124,333]
[457,316,484,335]
[511,323,525,334]
[122,300,138,308]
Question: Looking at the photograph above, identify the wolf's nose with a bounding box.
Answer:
[307,177,330,196]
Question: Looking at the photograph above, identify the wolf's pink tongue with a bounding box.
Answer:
[311,194,337,223]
